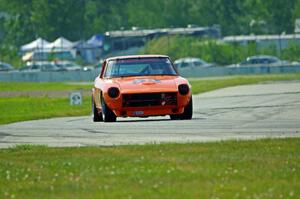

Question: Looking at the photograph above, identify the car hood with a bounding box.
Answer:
[110,76,180,93]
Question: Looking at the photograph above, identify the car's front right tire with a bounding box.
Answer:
[101,98,117,123]
[92,96,103,122]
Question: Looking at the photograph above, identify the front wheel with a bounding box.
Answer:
[101,98,117,123]
[170,97,193,120]
[92,96,103,122]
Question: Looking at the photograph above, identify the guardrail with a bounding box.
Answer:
[178,64,300,78]
[0,70,99,82]
[1,65,300,82]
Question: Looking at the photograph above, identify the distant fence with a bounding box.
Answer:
[178,64,300,78]
[0,70,99,82]
[1,65,300,82]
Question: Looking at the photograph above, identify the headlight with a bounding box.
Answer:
[178,84,189,95]
[108,87,120,98]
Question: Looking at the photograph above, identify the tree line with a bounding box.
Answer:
[1,0,300,66]
[1,0,300,46]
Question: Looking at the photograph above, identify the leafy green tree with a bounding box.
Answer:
[127,0,166,28]
[263,0,297,34]
[84,0,128,33]
[30,0,86,40]
[292,0,300,32]
[1,0,300,66]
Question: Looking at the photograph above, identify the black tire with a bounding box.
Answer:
[101,97,117,122]
[170,97,193,120]
[181,97,193,119]
[92,96,103,122]
[170,114,181,120]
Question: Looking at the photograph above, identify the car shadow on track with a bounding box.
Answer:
[117,118,170,123]
[116,117,204,123]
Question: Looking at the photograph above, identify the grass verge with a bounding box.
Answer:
[0,82,91,92]
[1,73,300,125]
[0,138,299,198]
[0,97,91,124]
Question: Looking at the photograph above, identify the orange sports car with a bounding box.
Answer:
[92,55,193,122]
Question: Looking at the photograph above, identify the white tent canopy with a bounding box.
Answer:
[45,37,74,50]
[20,38,50,52]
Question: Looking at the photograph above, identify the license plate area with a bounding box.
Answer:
[133,111,144,116]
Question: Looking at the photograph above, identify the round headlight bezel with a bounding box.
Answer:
[107,87,120,98]
[178,84,189,95]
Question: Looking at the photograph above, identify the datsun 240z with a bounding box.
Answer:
[92,55,193,122]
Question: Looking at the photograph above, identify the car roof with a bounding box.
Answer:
[174,57,204,63]
[105,55,170,61]
[27,61,54,65]
[248,55,279,59]
[0,61,11,65]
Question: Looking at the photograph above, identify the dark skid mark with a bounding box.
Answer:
[0,133,99,139]
[0,141,33,144]
[201,104,298,111]
[81,128,214,136]
[67,118,87,122]
[0,132,11,137]
[198,91,300,99]
[81,128,110,135]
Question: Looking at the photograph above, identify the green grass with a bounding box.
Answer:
[1,73,300,125]
[0,138,299,198]
[0,97,91,124]
[0,82,92,92]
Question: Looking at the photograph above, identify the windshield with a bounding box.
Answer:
[104,57,177,78]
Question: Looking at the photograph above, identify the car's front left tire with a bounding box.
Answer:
[180,97,193,120]
[170,97,193,120]
[92,96,103,122]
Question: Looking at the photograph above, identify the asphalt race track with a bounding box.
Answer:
[1,82,300,148]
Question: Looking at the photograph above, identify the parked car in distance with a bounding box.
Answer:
[19,61,62,72]
[238,55,288,67]
[174,57,214,68]
[0,61,14,71]
[92,55,193,122]
[82,65,95,71]
[54,61,82,71]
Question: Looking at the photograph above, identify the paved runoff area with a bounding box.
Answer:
[1,81,300,148]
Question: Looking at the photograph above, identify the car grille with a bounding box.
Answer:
[122,92,177,107]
